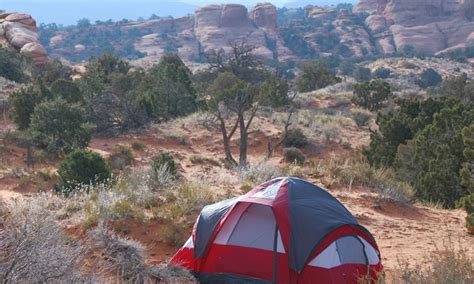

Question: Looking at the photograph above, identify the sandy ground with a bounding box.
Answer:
[0,95,472,273]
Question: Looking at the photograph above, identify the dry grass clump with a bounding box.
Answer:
[310,154,414,206]
[89,222,197,283]
[392,237,473,284]
[238,160,283,184]
[0,198,87,282]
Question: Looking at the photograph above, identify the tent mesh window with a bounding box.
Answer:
[215,204,285,253]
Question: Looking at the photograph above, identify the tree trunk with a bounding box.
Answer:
[218,115,238,166]
[239,113,248,167]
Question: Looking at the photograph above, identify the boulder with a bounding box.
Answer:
[1,12,48,66]
[20,42,48,65]
[5,13,36,31]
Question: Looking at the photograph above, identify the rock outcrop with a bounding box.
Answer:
[355,0,474,55]
[41,1,474,65]
[132,3,289,63]
[0,12,48,66]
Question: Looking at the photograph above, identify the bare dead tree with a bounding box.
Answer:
[267,91,299,159]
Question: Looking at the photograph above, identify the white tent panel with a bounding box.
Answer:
[214,203,249,245]
[308,242,341,268]
[359,237,380,265]
[215,204,285,252]
[308,236,379,269]
[184,236,194,248]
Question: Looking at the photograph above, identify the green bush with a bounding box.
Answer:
[283,128,308,148]
[373,67,391,79]
[152,152,178,178]
[9,86,43,130]
[30,98,93,153]
[367,98,446,168]
[296,61,340,92]
[56,149,111,194]
[0,47,29,82]
[416,68,442,88]
[283,147,306,165]
[50,79,83,103]
[352,80,392,111]
[401,103,473,208]
[353,66,371,82]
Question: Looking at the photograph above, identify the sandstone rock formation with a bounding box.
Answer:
[41,1,474,65]
[132,3,291,63]
[0,12,48,65]
[355,0,474,55]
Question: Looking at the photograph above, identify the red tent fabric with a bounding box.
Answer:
[171,177,383,283]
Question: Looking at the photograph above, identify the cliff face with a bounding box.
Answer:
[0,12,48,66]
[355,0,474,55]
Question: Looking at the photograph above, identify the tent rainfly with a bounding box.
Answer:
[171,177,383,283]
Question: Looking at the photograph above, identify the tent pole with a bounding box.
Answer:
[272,224,279,284]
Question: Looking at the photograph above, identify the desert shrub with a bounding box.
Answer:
[50,79,83,103]
[373,67,391,79]
[110,145,134,170]
[353,66,371,82]
[401,103,473,208]
[296,61,340,92]
[352,80,392,111]
[56,149,111,194]
[89,223,147,282]
[0,199,85,282]
[416,68,442,89]
[438,74,474,103]
[259,76,289,107]
[239,161,282,184]
[394,238,472,283]
[322,124,341,143]
[151,152,178,178]
[351,109,372,127]
[131,141,146,151]
[283,147,306,165]
[315,155,414,206]
[30,98,93,153]
[367,97,446,168]
[0,47,29,82]
[284,128,308,148]
[8,86,44,130]
[138,54,197,120]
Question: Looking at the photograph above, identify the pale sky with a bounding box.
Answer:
[0,0,351,24]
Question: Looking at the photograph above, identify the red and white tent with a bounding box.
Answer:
[171,177,383,283]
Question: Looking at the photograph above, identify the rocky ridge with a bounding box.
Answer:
[39,1,474,64]
[0,12,48,66]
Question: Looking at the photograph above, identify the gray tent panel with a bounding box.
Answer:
[336,236,368,265]
[287,178,361,272]
[194,197,238,259]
